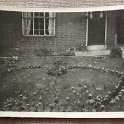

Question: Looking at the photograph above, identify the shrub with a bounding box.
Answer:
[110,47,122,58]
[76,42,87,51]
[47,60,67,76]
[34,48,54,57]
[121,60,124,69]
[60,51,75,56]
[59,48,75,56]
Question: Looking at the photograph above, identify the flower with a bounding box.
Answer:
[118,91,123,95]
[32,92,37,95]
[22,96,27,100]
[107,91,112,95]
[85,90,89,93]
[109,99,116,104]
[39,96,42,100]
[65,96,70,100]
[118,94,122,98]
[72,90,76,94]
[49,103,55,108]
[88,93,93,99]
[104,95,109,99]
[71,87,75,90]
[83,84,87,89]
[115,96,120,102]
[88,99,95,104]
[100,104,105,109]
[7,68,11,72]
[120,89,124,92]
[88,64,92,68]
[26,104,30,106]
[54,98,59,104]
[92,109,96,112]
[12,56,18,61]
[19,94,23,97]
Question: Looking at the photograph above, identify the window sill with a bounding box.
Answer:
[22,35,56,37]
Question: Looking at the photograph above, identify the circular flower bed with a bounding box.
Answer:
[1,62,124,112]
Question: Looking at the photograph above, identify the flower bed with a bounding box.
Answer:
[1,61,124,112]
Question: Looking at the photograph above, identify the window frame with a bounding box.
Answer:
[22,12,56,37]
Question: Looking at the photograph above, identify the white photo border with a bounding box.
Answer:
[0,5,124,118]
[0,112,124,118]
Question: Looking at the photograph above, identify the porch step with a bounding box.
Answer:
[75,50,110,56]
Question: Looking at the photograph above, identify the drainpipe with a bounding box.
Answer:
[105,12,107,49]
[86,12,88,47]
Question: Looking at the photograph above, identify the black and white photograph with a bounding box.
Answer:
[1,0,124,117]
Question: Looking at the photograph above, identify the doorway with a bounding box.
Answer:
[87,12,106,46]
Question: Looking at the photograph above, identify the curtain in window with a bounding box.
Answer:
[48,13,55,35]
[22,13,32,35]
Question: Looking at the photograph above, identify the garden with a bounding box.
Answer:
[0,47,124,112]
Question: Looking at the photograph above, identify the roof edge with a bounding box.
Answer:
[0,5,124,12]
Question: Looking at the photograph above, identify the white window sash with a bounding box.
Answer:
[22,12,56,36]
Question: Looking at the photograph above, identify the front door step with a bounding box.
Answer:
[87,45,106,51]
[75,50,110,56]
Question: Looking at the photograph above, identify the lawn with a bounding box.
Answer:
[0,56,124,112]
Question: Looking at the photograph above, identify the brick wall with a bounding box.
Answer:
[19,12,87,56]
[0,11,87,57]
[0,10,118,57]
[0,11,21,48]
[106,11,117,48]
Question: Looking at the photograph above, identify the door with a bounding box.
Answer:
[88,12,105,46]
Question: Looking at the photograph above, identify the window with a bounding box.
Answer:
[22,12,56,36]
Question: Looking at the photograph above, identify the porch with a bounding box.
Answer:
[75,49,110,57]
[74,10,124,57]
[75,45,124,58]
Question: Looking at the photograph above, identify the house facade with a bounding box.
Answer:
[0,10,124,56]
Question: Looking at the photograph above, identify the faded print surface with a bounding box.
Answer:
[1,10,124,112]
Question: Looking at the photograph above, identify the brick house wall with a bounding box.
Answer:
[106,11,117,48]
[20,13,87,57]
[0,11,87,57]
[0,11,21,48]
[0,10,118,57]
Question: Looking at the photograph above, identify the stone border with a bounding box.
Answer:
[5,63,124,111]
[67,64,124,110]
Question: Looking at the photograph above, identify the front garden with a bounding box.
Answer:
[1,48,124,112]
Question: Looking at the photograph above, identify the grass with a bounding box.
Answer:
[0,56,124,112]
